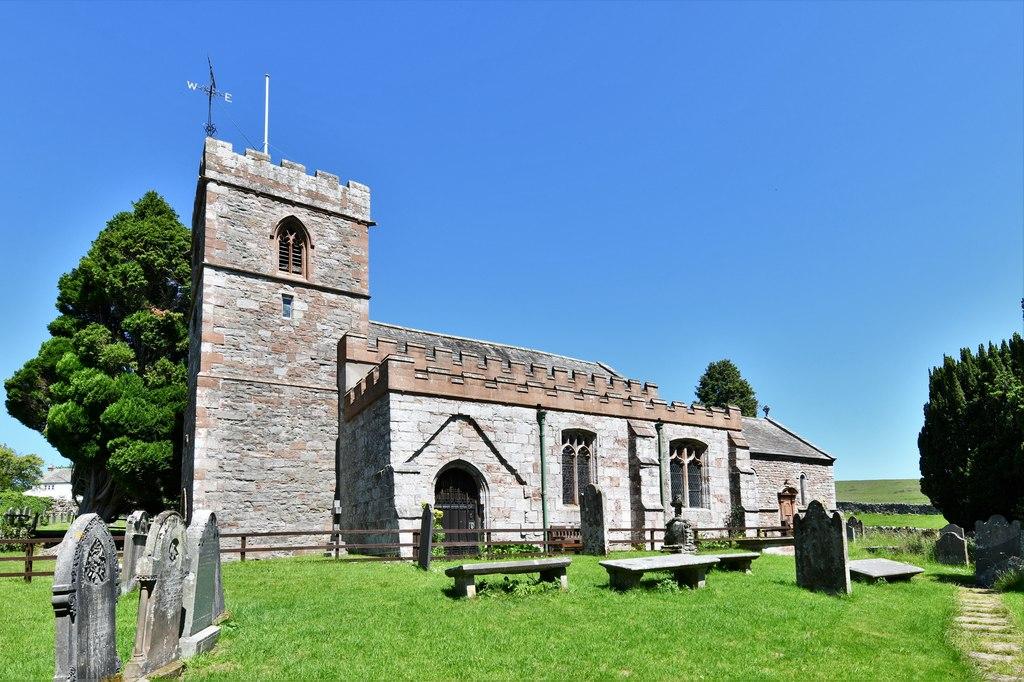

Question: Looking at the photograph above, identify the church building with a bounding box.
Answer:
[183,139,836,549]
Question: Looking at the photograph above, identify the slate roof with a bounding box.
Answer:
[39,467,72,485]
[741,417,834,462]
[368,321,619,378]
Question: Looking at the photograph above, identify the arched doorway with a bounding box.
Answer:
[435,467,483,557]
[778,486,798,530]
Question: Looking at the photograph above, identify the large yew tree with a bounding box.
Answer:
[695,359,759,417]
[4,192,191,519]
[918,334,1024,528]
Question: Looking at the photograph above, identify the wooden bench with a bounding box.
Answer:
[599,555,720,590]
[444,558,572,598]
[705,552,761,574]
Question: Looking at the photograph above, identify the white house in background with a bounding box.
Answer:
[24,466,74,501]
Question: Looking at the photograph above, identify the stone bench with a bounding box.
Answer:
[600,555,720,590]
[731,536,794,552]
[444,558,571,598]
[706,552,761,574]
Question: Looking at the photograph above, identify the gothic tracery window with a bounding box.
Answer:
[561,430,595,505]
[276,219,308,277]
[669,439,708,509]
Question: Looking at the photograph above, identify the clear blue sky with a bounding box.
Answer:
[0,1,1021,481]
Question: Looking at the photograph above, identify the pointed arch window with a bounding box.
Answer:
[561,429,595,505]
[669,439,709,509]
[275,218,308,277]
[799,473,807,506]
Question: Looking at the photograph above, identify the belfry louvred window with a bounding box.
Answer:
[276,219,307,276]
[669,439,709,509]
[561,430,595,505]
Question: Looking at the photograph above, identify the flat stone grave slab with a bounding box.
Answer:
[600,554,720,590]
[445,558,571,598]
[849,558,924,583]
[705,552,761,573]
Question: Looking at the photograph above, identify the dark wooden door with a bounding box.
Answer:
[779,489,797,530]
[435,469,482,557]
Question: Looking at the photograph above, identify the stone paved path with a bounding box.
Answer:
[956,587,1023,681]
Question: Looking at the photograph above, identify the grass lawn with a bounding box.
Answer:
[856,513,949,529]
[836,479,929,504]
[0,551,977,680]
[1006,591,1024,632]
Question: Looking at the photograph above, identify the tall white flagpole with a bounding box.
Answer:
[263,73,270,156]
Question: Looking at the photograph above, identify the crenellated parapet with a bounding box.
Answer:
[199,138,371,224]
[340,334,742,430]
[339,332,662,402]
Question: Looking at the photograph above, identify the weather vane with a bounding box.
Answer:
[186,57,232,137]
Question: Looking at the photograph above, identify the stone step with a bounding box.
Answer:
[978,641,1022,654]
[968,651,1015,664]
[960,623,1013,633]
[957,617,1009,626]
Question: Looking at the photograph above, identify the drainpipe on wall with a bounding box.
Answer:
[655,421,665,508]
[537,408,549,549]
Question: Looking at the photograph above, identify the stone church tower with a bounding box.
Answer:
[182,138,373,531]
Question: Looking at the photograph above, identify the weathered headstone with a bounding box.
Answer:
[974,515,1023,588]
[847,515,864,540]
[179,510,225,658]
[663,495,696,554]
[934,524,969,566]
[418,504,433,570]
[580,483,609,555]
[121,510,150,595]
[123,511,187,679]
[794,500,851,595]
[52,513,121,681]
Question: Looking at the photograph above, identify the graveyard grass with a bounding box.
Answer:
[0,553,977,680]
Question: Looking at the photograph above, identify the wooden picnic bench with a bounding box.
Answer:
[706,552,761,574]
[599,555,719,590]
[444,557,572,598]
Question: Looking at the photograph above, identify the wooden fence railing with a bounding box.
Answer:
[1,525,792,581]
[0,536,125,583]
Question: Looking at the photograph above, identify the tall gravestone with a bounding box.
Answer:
[934,523,969,566]
[179,510,226,658]
[124,511,187,679]
[847,515,864,540]
[418,504,434,570]
[974,515,1023,587]
[794,500,851,595]
[52,514,121,682]
[121,510,150,596]
[580,483,609,555]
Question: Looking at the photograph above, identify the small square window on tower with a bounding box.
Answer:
[282,294,294,318]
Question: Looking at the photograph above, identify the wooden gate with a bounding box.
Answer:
[435,468,482,557]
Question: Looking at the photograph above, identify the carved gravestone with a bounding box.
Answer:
[934,523,969,566]
[52,514,121,681]
[123,511,187,679]
[121,510,150,596]
[974,515,1023,587]
[179,510,225,658]
[663,495,696,554]
[580,483,609,555]
[794,500,851,595]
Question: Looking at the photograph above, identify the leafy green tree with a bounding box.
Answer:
[0,444,44,492]
[4,192,191,520]
[695,359,759,417]
[918,333,1024,528]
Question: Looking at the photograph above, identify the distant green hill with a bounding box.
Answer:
[835,479,929,504]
